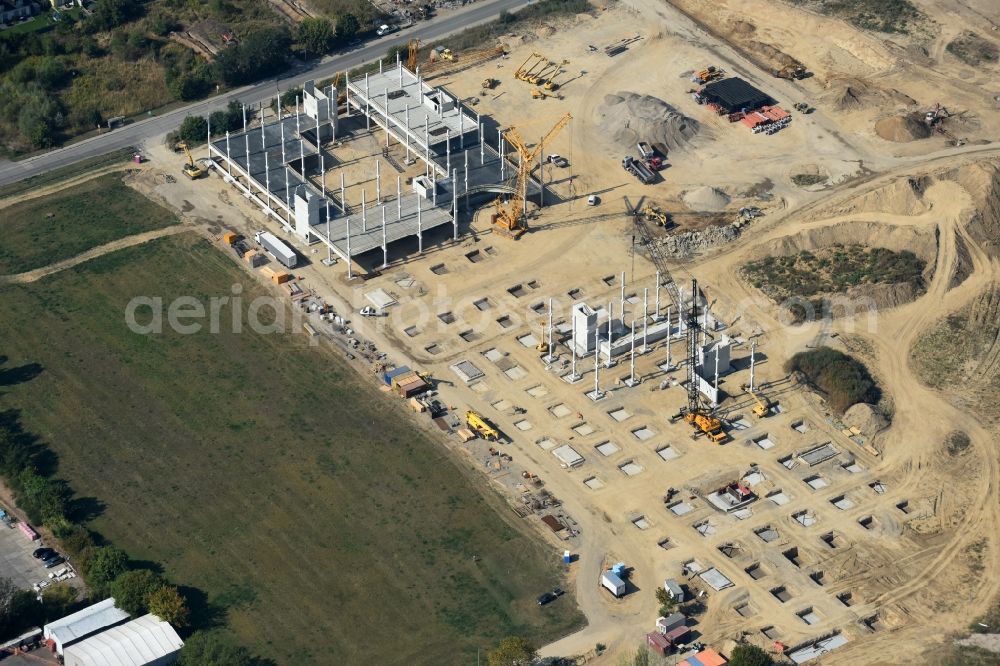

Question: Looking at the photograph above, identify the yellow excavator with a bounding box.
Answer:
[743,386,771,418]
[178,142,204,179]
[466,410,499,441]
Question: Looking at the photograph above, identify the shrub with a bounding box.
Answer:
[178,115,208,146]
[147,586,190,627]
[111,570,165,615]
[786,347,879,413]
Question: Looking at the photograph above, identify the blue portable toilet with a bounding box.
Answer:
[563,550,571,565]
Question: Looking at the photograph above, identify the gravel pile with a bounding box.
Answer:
[596,92,703,152]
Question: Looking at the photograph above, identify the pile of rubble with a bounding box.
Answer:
[656,222,742,258]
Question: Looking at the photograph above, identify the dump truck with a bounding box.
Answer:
[254,231,297,269]
[622,156,655,184]
[466,410,499,441]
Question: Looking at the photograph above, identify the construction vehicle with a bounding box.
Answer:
[543,69,567,91]
[772,64,807,80]
[531,88,558,100]
[514,52,545,80]
[441,48,454,61]
[482,77,498,90]
[466,410,499,441]
[676,278,728,443]
[425,42,508,75]
[406,39,420,71]
[742,386,771,418]
[622,155,655,184]
[536,341,550,354]
[691,66,723,84]
[492,112,572,239]
[178,143,204,179]
[641,204,669,227]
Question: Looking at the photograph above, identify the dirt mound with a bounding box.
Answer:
[875,113,931,142]
[747,40,803,69]
[730,19,756,36]
[825,77,915,111]
[747,221,937,267]
[951,160,1000,253]
[683,186,730,211]
[828,176,931,217]
[597,92,703,153]
[844,402,888,435]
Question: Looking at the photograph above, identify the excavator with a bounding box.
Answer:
[178,142,204,179]
[640,204,669,227]
[747,389,771,418]
[491,112,572,239]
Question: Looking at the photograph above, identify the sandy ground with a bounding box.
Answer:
[49,0,1000,663]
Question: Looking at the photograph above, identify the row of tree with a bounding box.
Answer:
[0,359,269,664]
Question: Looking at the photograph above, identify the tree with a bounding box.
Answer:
[654,586,677,618]
[297,18,334,57]
[178,115,208,145]
[147,585,189,627]
[0,578,41,640]
[334,13,360,43]
[178,631,254,666]
[85,546,129,594]
[214,26,291,87]
[728,644,774,666]
[90,0,138,31]
[487,636,537,666]
[111,570,164,616]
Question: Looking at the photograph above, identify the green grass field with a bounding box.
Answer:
[0,171,176,275]
[0,231,581,664]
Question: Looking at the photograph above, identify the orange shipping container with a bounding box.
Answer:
[272,272,292,285]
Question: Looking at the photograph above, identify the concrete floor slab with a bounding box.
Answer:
[584,476,605,489]
[572,422,595,436]
[608,407,632,422]
[631,426,656,441]
[514,419,533,431]
[517,334,540,347]
[656,446,679,461]
[504,366,528,380]
[525,385,549,398]
[483,348,504,362]
[549,403,572,418]
[619,461,643,476]
[595,441,621,456]
[536,437,558,450]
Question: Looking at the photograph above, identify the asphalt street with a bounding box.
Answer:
[0,0,528,187]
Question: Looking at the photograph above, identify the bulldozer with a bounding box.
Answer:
[772,64,807,80]
[178,142,204,179]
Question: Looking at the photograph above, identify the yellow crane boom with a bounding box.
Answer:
[492,112,571,238]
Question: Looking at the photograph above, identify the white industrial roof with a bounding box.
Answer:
[62,614,183,666]
[45,598,130,646]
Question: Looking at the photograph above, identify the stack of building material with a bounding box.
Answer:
[390,369,429,398]
[244,249,265,267]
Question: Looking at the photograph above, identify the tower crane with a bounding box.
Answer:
[630,206,726,442]
[491,112,571,239]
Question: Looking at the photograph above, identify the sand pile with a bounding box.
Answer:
[597,92,702,152]
[875,113,931,142]
[844,403,888,434]
[683,186,730,211]
[826,78,915,111]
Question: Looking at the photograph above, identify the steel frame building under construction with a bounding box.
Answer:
[207,56,545,276]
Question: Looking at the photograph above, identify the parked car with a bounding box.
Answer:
[43,556,65,568]
[587,195,600,206]
[537,592,557,606]
[359,306,383,317]
[32,547,55,560]
[548,154,569,168]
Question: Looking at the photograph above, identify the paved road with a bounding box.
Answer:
[0,0,527,188]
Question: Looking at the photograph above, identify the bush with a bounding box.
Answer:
[178,115,208,146]
[786,347,879,414]
[298,17,334,57]
[214,26,291,87]
[147,585,190,627]
[111,570,165,615]
[729,643,773,666]
[85,546,129,595]
[334,13,360,42]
